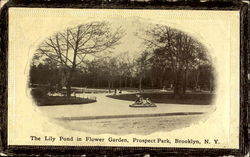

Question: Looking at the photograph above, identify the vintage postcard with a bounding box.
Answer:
[7,7,241,150]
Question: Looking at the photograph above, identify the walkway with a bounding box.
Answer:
[39,93,215,120]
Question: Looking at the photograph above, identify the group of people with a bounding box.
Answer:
[135,94,153,105]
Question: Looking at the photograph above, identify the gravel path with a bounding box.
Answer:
[39,93,215,119]
[55,114,210,135]
[38,93,215,134]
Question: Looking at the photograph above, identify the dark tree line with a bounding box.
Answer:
[30,53,214,95]
[30,22,214,96]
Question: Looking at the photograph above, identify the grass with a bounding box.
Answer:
[34,96,96,106]
[107,93,214,105]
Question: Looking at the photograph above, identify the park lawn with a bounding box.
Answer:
[34,96,96,106]
[107,93,214,105]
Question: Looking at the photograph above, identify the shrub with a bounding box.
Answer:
[31,88,48,98]
[35,96,96,106]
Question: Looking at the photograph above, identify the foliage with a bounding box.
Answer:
[33,21,124,97]
[30,23,214,95]
[107,93,214,105]
[31,87,49,98]
[139,24,214,95]
[35,96,96,106]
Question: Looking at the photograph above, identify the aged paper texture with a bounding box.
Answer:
[8,8,240,149]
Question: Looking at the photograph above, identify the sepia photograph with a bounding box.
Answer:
[29,17,215,134]
[5,7,243,151]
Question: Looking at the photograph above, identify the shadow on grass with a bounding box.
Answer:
[34,96,96,106]
[107,93,214,105]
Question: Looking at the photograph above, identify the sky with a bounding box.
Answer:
[34,15,213,65]
[34,16,152,65]
[101,16,150,59]
[80,16,151,62]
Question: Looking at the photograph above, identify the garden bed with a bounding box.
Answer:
[34,96,96,106]
[107,93,214,105]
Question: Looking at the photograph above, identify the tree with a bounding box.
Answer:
[135,51,151,93]
[148,48,173,89]
[104,57,119,92]
[119,53,136,89]
[141,24,212,96]
[35,21,124,97]
[116,52,134,90]
[30,59,60,87]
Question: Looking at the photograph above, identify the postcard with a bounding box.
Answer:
[7,7,241,149]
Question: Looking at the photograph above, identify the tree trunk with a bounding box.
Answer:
[129,78,132,88]
[97,78,99,88]
[174,81,179,96]
[139,77,142,93]
[66,81,71,98]
[66,71,72,98]
[108,80,111,93]
[119,78,122,90]
[174,70,182,97]
[124,77,127,89]
[151,78,154,89]
[66,41,77,98]
[160,78,163,89]
[182,69,187,94]
[195,70,199,91]
[66,69,75,98]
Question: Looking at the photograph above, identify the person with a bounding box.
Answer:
[145,98,152,105]
[139,97,144,104]
[135,94,143,104]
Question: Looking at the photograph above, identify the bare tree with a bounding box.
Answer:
[141,24,211,96]
[116,52,134,90]
[99,57,118,93]
[35,21,124,97]
[135,51,151,93]
[122,54,137,89]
